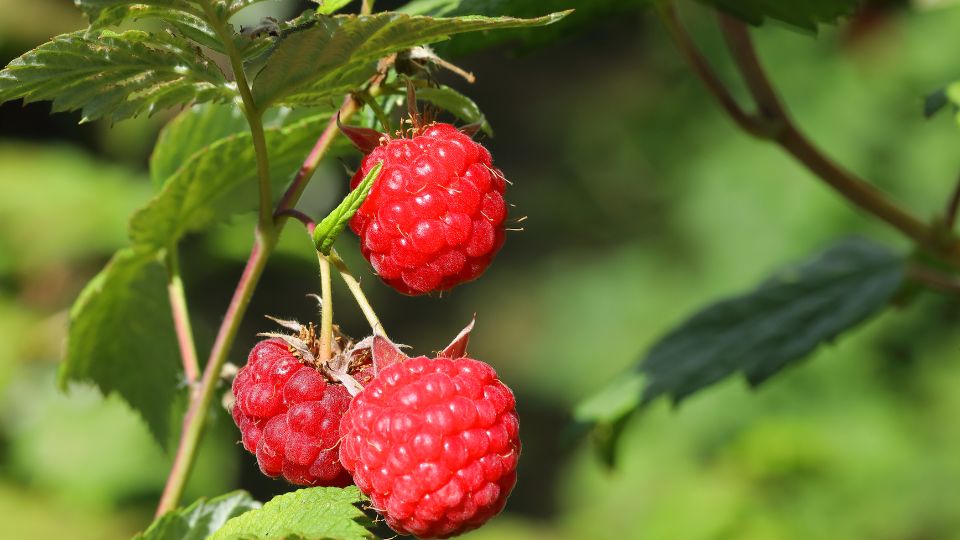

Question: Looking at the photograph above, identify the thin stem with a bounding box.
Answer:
[275,97,359,218]
[166,248,200,383]
[361,0,375,15]
[907,264,960,295]
[358,91,392,132]
[156,230,275,517]
[662,3,944,258]
[201,0,274,233]
[657,4,768,137]
[329,249,387,337]
[318,253,334,363]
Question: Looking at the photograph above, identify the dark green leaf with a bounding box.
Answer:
[415,85,492,135]
[697,0,863,30]
[574,238,905,463]
[313,161,382,254]
[0,29,233,123]
[60,248,184,449]
[209,486,372,540]
[130,105,347,252]
[642,238,905,403]
[399,0,648,55]
[134,491,261,540]
[251,10,570,108]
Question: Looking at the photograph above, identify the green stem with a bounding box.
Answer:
[155,229,275,517]
[361,0,375,15]
[166,248,200,383]
[661,2,960,263]
[318,252,334,363]
[201,0,274,233]
[329,249,387,337]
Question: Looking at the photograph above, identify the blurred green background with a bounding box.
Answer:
[2,0,960,538]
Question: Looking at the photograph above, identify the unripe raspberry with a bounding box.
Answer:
[231,338,353,487]
[349,123,509,295]
[339,345,521,538]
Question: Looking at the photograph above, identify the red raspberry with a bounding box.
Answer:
[231,338,353,487]
[339,349,521,538]
[349,122,509,295]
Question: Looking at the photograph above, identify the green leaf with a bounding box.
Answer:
[134,491,261,540]
[150,103,249,189]
[399,0,648,55]
[251,10,570,108]
[130,105,348,252]
[314,0,355,15]
[0,29,234,123]
[313,161,382,254]
[696,0,863,30]
[415,85,492,135]
[209,486,372,540]
[643,238,905,403]
[60,248,184,449]
[74,1,226,52]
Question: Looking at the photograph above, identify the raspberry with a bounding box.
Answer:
[338,336,521,538]
[348,122,509,295]
[231,338,353,487]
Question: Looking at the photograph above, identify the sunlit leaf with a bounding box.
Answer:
[209,486,372,540]
[134,491,261,540]
[0,29,234,123]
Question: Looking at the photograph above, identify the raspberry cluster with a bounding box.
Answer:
[231,339,353,487]
[339,354,521,538]
[349,123,509,295]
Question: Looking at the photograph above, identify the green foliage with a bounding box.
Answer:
[74,0,225,52]
[575,238,905,461]
[697,0,863,30]
[314,0,355,15]
[924,81,960,125]
[416,85,492,135]
[131,105,343,253]
[0,29,233,123]
[209,486,372,540]
[251,10,570,108]
[60,249,184,448]
[399,0,649,55]
[313,162,382,254]
[135,491,261,540]
[150,104,249,190]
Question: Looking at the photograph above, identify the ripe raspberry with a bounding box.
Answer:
[348,122,509,295]
[231,338,353,487]
[338,337,521,538]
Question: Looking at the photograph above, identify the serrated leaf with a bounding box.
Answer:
[697,0,863,30]
[134,491,261,540]
[60,248,184,449]
[0,29,234,123]
[130,104,348,252]
[415,85,492,135]
[399,0,648,55]
[574,238,905,464]
[313,161,382,254]
[75,1,226,52]
[210,486,372,540]
[150,103,249,189]
[251,10,570,108]
[641,237,905,403]
[314,0,355,15]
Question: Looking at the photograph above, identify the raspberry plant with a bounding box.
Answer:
[5,0,960,538]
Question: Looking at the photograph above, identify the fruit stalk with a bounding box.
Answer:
[165,248,200,383]
[318,252,334,363]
